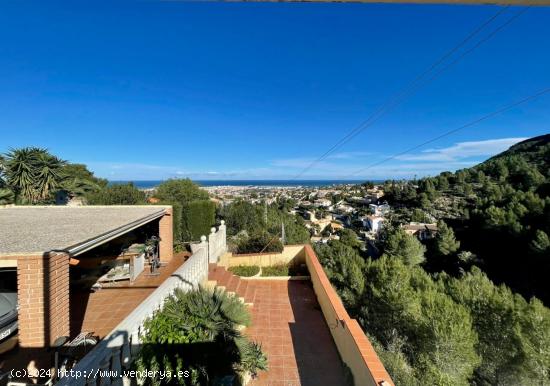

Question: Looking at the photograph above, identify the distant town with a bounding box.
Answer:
[145,181,438,254]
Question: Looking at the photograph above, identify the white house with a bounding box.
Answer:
[314,198,333,208]
[369,203,390,216]
[366,215,385,233]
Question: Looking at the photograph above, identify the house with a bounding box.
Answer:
[0,205,175,349]
[365,215,385,233]
[309,218,332,235]
[403,222,438,240]
[329,221,345,231]
[336,203,355,214]
[366,187,385,200]
[313,198,332,208]
[369,203,390,216]
[0,207,394,386]
[350,196,371,205]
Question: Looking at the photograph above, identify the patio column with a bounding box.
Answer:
[17,252,70,347]
[158,206,173,262]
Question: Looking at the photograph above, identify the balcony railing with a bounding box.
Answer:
[56,224,227,386]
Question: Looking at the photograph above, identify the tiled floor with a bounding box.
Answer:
[245,281,347,386]
[70,253,188,338]
[0,254,188,385]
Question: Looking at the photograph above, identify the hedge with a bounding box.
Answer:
[182,200,216,241]
[228,265,260,277]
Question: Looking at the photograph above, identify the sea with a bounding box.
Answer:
[109,180,375,189]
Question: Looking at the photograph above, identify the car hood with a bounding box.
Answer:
[0,292,17,318]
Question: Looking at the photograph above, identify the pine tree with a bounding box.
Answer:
[520,298,550,384]
[435,220,460,256]
[383,228,426,266]
[530,230,550,254]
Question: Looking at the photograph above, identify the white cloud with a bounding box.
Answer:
[396,137,527,162]
[84,137,527,180]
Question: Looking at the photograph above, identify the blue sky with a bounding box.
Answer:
[1,2,549,180]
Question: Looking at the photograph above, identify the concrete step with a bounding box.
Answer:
[208,263,257,306]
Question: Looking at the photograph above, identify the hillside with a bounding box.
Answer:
[318,135,550,385]
[383,133,550,304]
[476,133,550,193]
[486,133,550,165]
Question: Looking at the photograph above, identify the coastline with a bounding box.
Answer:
[109,179,374,190]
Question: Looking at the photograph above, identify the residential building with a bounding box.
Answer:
[0,205,174,349]
[366,215,385,233]
[313,198,332,208]
[369,203,390,216]
[0,205,394,386]
[403,222,438,240]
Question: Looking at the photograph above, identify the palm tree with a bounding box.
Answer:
[0,154,6,185]
[4,147,39,202]
[4,147,66,203]
[61,177,101,198]
[34,150,66,201]
[164,287,251,341]
[0,188,14,205]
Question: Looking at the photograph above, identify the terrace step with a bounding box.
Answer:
[226,275,240,292]
[208,264,257,306]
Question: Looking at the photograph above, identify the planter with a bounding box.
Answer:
[241,275,310,281]
[238,370,252,386]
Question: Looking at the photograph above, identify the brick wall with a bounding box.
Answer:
[304,245,394,386]
[159,207,173,262]
[16,252,70,348]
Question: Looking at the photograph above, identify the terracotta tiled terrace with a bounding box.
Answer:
[70,252,189,339]
[208,264,348,386]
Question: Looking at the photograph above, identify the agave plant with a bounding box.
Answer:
[234,338,268,377]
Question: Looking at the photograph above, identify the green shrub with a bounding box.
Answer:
[260,262,308,277]
[236,231,283,254]
[182,200,216,241]
[87,183,146,205]
[261,263,289,276]
[228,265,260,277]
[155,178,209,203]
[134,287,267,385]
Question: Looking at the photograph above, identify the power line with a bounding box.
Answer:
[259,7,528,255]
[292,5,528,179]
[343,86,550,179]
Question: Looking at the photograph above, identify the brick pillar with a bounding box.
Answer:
[17,252,70,348]
[159,206,173,262]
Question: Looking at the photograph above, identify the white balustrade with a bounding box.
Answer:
[208,220,227,263]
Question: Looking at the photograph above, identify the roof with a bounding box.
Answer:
[367,215,385,221]
[403,223,438,232]
[0,206,168,256]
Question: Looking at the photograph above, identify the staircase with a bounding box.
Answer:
[208,264,257,305]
